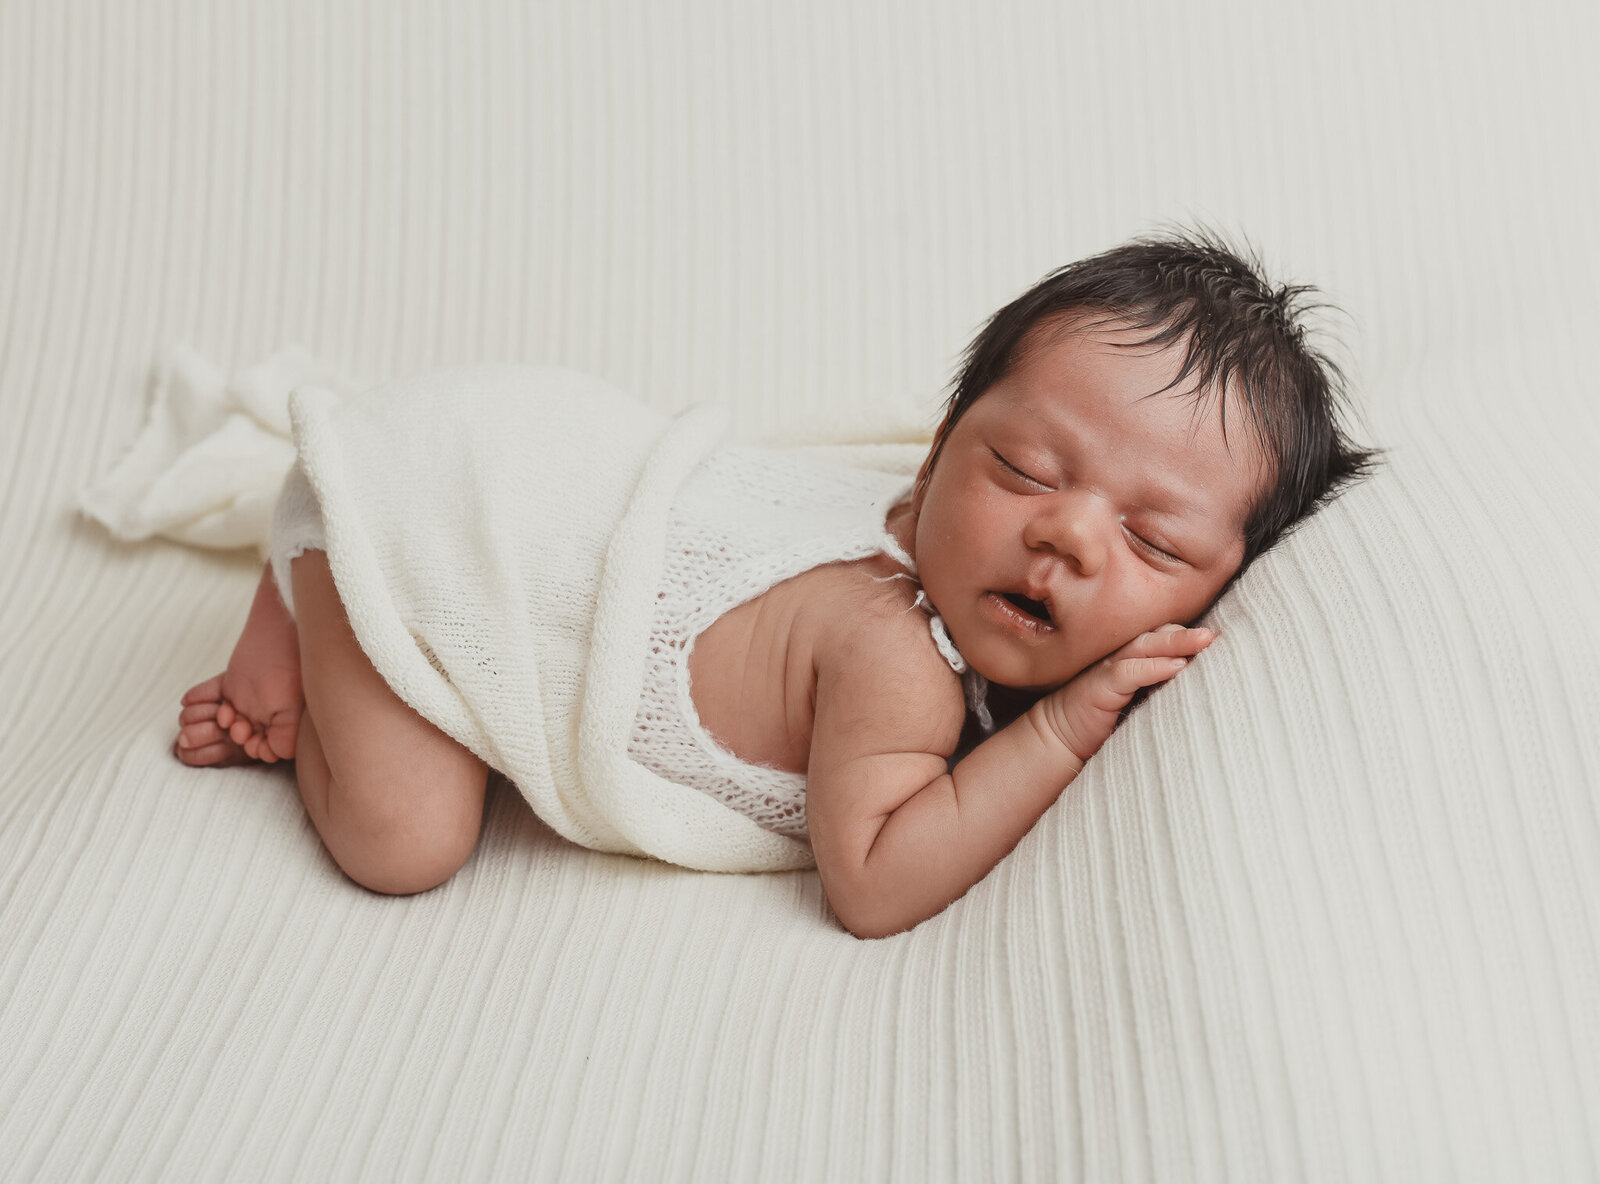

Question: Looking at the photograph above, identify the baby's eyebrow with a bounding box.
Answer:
[1134,480,1197,518]
[1132,470,1232,530]
[1135,498,1241,548]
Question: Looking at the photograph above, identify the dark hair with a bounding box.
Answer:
[914,227,1384,605]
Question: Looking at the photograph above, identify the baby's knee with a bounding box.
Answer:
[337,822,476,896]
[309,765,482,896]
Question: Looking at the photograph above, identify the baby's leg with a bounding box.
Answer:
[288,549,489,895]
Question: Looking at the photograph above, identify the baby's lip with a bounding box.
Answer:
[993,587,1056,626]
[1025,583,1058,622]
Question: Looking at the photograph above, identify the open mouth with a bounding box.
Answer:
[1000,591,1053,625]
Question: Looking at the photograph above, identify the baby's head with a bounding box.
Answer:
[906,228,1381,692]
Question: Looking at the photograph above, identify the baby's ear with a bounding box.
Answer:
[910,455,932,509]
[913,410,961,508]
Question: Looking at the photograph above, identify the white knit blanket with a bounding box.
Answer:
[83,345,844,872]
[76,344,364,558]
[28,5,1600,1176]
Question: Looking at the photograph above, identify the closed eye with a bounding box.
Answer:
[1126,527,1183,565]
[990,448,1046,486]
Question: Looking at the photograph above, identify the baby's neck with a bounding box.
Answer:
[983,679,1045,722]
[884,497,1042,718]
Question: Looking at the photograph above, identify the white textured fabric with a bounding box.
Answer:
[626,446,916,841]
[8,1,1600,1180]
[75,343,364,557]
[264,456,327,621]
[281,362,834,873]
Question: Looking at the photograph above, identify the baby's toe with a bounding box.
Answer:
[263,716,299,762]
[181,674,225,707]
[217,701,236,730]
[193,741,253,768]
[227,717,254,746]
[175,728,241,767]
[178,719,227,751]
[179,701,220,728]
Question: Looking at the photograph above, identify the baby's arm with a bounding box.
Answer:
[807,621,1215,939]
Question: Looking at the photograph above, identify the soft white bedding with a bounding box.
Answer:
[5,0,1599,1179]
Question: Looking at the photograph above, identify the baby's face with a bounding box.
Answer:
[911,318,1268,691]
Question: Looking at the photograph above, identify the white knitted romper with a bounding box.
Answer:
[622,445,994,842]
[266,445,995,842]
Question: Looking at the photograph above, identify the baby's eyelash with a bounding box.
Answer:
[991,448,1043,484]
[1127,528,1181,564]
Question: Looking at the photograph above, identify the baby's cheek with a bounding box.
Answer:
[1104,586,1163,639]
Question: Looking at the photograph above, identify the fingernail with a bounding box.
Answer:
[1172,657,1188,667]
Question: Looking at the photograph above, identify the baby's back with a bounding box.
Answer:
[689,550,960,775]
[625,445,966,840]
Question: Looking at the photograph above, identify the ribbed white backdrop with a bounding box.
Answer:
[3,1,1599,1181]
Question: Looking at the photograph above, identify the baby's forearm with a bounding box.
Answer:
[853,707,1084,937]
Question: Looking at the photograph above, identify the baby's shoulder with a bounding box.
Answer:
[797,556,967,753]
[798,553,931,642]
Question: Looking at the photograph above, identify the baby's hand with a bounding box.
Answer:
[1032,623,1217,765]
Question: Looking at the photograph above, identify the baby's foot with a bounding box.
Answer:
[175,663,303,767]
[176,566,307,767]
[173,678,255,767]
[175,670,302,766]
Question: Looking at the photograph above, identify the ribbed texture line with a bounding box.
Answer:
[3,0,1599,1179]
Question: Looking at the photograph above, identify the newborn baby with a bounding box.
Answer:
[175,229,1379,938]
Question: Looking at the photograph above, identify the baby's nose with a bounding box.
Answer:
[1027,488,1113,574]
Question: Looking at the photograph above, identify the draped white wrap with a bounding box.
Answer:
[286,363,822,873]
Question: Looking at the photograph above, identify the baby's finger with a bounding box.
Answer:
[1120,626,1216,659]
[1105,653,1192,697]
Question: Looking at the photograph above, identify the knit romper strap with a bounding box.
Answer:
[871,534,996,736]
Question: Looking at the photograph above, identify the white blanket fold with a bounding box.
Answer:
[295,365,827,873]
[77,344,366,555]
[85,347,825,872]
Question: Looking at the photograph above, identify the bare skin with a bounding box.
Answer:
[176,549,489,897]
[175,564,304,767]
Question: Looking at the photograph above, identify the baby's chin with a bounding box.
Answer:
[975,667,1071,695]
[953,636,1076,695]
[929,591,1082,691]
